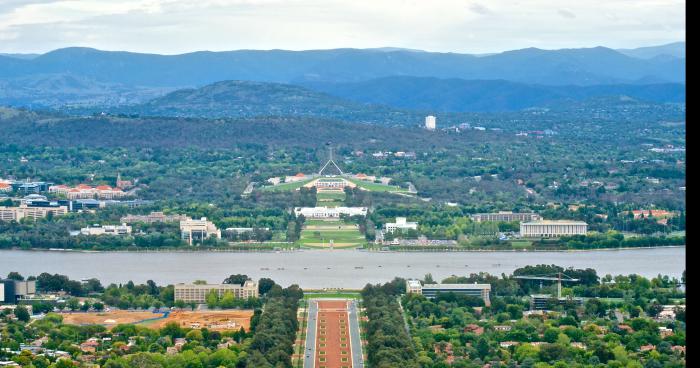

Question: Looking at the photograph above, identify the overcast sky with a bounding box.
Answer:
[0,0,685,55]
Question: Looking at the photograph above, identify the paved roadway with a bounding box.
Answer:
[304,298,364,368]
[304,300,318,368]
[347,300,364,367]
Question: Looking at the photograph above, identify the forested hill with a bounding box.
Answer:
[124,80,413,122]
[303,77,686,112]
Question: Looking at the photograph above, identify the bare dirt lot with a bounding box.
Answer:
[61,310,254,331]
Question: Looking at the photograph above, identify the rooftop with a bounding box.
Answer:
[522,220,587,225]
[423,283,491,290]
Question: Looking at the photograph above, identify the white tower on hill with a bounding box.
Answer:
[425,115,436,131]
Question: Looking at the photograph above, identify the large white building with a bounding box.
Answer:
[406,280,491,306]
[520,220,588,238]
[470,211,542,223]
[294,206,368,219]
[425,115,436,130]
[180,217,221,245]
[0,204,68,222]
[384,217,418,233]
[174,281,259,303]
[80,224,132,236]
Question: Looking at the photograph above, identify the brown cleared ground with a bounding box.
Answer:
[316,300,352,368]
[149,310,254,331]
[61,311,159,327]
[61,310,254,331]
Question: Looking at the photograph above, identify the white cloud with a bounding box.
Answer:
[0,0,686,54]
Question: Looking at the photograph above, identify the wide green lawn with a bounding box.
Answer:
[345,177,405,192]
[303,292,362,300]
[259,178,314,192]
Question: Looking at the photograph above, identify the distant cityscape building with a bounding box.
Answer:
[174,281,258,303]
[425,115,436,131]
[80,224,132,236]
[121,211,189,224]
[406,280,491,306]
[180,217,221,245]
[470,211,542,223]
[520,220,588,238]
[0,204,68,222]
[49,184,127,200]
[384,217,418,233]
[1,280,36,303]
[294,206,368,219]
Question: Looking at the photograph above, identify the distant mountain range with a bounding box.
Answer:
[0,43,685,113]
[303,76,685,112]
[120,79,684,123]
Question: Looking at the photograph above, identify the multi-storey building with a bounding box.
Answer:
[174,281,258,303]
[384,217,418,233]
[121,212,190,224]
[520,220,588,238]
[80,224,132,236]
[293,206,368,219]
[180,217,221,245]
[406,280,491,306]
[0,204,68,221]
[470,211,542,223]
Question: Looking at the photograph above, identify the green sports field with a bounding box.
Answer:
[298,220,366,248]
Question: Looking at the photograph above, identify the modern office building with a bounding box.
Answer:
[529,294,584,310]
[174,281,258,303]
[180,217,221,245]
[121,212,189,224]
[1,280,36,304]
[425,115,436,130]
[80,224,132,236]
[0,204,68,222]
[520,220,588,238]
[294,206,368,219]
[384,217,419,233]
[470,211,542,223]
[406,280,491,306]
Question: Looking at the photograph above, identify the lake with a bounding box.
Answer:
[0,247,685,288]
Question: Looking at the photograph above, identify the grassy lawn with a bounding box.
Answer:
[298,220,365,247]
[511,240,533,249]
[259,178,314,192]
[344,177,405,192]
[316,191,346,207]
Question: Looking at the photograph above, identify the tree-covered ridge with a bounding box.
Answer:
[362,279,420,367]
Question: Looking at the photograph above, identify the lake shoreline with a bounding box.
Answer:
[2,244,685,254]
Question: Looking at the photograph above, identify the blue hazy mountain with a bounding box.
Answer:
[302,76,685,112]
[0,44,684,87]
[616,42,685,60]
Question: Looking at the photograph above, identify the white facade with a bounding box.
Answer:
[520,220,588,238]
[0,205,68,222]
[80,224,132,236]
[425,115,436,130]
[174,281,258,303]
[384,217,418,233]
[294,206,368,219]
[180,217,221,245]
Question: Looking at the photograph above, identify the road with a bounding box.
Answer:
[304,298,364,368]
[347,300,364,367]
[303,300,318,368]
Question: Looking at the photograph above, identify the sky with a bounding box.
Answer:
[0,0,685,55]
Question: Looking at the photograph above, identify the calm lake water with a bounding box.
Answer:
[0,247,685,289]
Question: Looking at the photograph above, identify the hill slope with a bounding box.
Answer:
[0,45,685,88]
[303,77,686,112]
[127,80,416,123]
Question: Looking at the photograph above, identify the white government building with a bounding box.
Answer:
[384,217,418,233]
[180,217,221,244]
[294,206,368,219]
[80,223,132,236]
[174,281,259,303]
[520,220,588,238]
[425,115,436,130]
